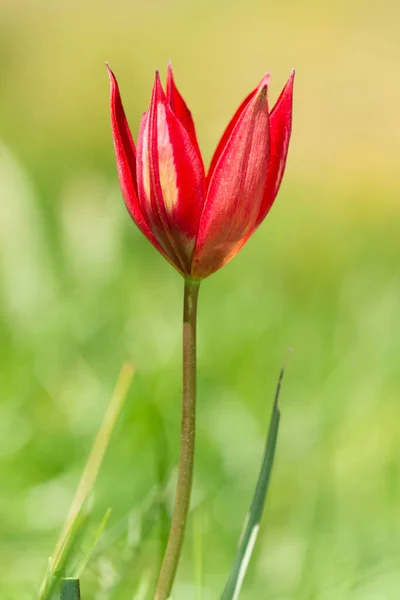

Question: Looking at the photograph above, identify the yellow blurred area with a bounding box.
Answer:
[1,0,399,201]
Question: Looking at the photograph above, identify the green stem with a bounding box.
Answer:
[155,279,200,600]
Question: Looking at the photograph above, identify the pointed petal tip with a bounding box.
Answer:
[166,62,175,88]
[106,64,117,91]
[259,72,271,88]
[152,69,167,102]
[166,62,176,104]
[255,73,271,103]
[106,64,119,90]
[154,69,163,89]
[152,69,161,89]
[254,73,271,101]
[166,62,173,88]
[284,70,295,90]
[284,70,295,93]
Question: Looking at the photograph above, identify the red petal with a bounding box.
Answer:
[192,75,271,279]
[206,77,269,183]
[256,70,295,227]
[136,72,206,275]
[136,110,171,253]
[166,64,204,168]
[107,65,166,256]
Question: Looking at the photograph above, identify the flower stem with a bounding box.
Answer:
[155,279,200,600]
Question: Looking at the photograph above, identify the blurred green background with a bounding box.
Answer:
[1,0,399,598]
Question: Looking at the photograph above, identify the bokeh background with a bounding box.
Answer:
[1,0,399,598]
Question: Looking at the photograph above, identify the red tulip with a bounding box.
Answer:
[108,64,294,279]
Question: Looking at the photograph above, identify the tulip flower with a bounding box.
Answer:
[107,64,294,600]
[108,64,294,280]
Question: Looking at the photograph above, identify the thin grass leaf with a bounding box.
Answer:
[52,363,134,568]
[60,578,81,600]
[74,508,112,578]
[41,507,90,600]
[220,365,285,600]
[38,363,134,599]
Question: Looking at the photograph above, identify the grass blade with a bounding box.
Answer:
[220,365,285,600]
[74,508,112,578]
[60,578,81,600]
[38,362,134,599]
[39,504,90,600]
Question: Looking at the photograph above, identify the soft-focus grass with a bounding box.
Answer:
[0,0,399,598]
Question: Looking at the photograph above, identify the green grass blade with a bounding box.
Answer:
[74,507,112,578]
[60,578,81,600]
[52,363,134,569]
[37,363,134,600]
[220,365,284,600]
[40,508,90,600]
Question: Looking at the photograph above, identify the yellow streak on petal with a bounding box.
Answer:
[157,104,179,215]
[142,116,151,204]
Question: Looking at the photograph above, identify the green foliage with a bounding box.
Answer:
[60,579,80,600]
[221,367,283,600]
[37,365,133,600]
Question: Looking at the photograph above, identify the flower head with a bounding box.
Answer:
[108,64,294,279]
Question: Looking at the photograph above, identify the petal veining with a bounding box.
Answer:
[192,75,271,279]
